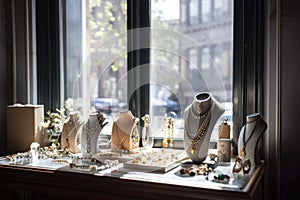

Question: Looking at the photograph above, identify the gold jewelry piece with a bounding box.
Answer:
[232,156,243,173]
[197,103,202,113]
[185,108,211,154]
[242,159,251,174]
[179,163,212,176]
[190,104,210,120]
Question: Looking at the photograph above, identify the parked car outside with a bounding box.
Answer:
[91,98,119,114]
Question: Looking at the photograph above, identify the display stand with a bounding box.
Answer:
[0,154,265,200]
[81,112,108,158]
[60,112,83,153]
[111,111,139,151]
[184,92,225,163]
[237,113,267,167]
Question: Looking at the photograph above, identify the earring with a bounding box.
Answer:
[242,159,251,174]
[232,156,243,173]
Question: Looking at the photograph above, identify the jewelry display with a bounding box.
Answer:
[185,108,211,154]
[203,153,219,170]
[180,153,219,172]
[69,158,119,171]
[162,114,175,148]
[6,152,31,162]
[122,148,188,172]
[51,157,119,172]
[38,144,69,159]
[30,142,40,162]
[83,121,100,154]
[179,163,212,177]
[184,92,225,163]
[213,174,230,184]
[162,115,168,148]
[111,111,139,151]
[141,114,153,148]
[52,159,71,165]
[217,117,232,164]
[61,111,84,153]
[233,113,267,175]
[81,111,108,159]
[131,149,182,166]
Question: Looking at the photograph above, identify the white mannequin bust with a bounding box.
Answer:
[184,92,225,163]
[237,113,267,166]
[81,112,107,158]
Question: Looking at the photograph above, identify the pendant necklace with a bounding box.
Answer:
[114,123,126,148]
[184,104,212,154]
[233,118,260,174]
[65,125,76,148]
[239,118,261,159]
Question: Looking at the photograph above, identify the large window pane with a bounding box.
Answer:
[64,0,127,140]
[150,0,233,143]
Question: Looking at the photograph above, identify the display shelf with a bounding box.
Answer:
[0,149,265,200]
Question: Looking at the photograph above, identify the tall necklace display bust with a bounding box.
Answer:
[81,111,108,158]
[184,92,225,163]
[61,111,84,153]
[111,111,139,151]
[237,113,267,168]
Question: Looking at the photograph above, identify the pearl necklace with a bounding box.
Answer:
[83,121,100,154]
[184,106,212,154]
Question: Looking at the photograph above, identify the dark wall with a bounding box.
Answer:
[0,0,13,155]
[265,0,300,199]
[280,1,300,199]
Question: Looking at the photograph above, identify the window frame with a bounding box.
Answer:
[127,0,150,131]
[232,0,265,154]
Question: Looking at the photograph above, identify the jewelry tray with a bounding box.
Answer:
[93,148,188,173]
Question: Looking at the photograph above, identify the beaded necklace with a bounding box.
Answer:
[83,120,100,154]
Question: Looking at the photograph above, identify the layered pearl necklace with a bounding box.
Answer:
[83,120,100,154]
[184,104,212,155]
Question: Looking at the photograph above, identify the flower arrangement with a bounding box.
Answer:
[41,108,66,135]
[141,114,151,127]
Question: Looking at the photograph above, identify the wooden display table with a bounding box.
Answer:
[0,150,264,200]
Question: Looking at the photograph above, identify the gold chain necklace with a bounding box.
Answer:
[184,107,211,154]
[190,105,210,120]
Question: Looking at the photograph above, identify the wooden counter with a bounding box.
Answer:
[0,156,264,200]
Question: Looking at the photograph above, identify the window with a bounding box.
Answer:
[201,0,212,22]
[151,0,233,144]
[63,0,127,144]
[189,0,199,25]
[62,0,233,147]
